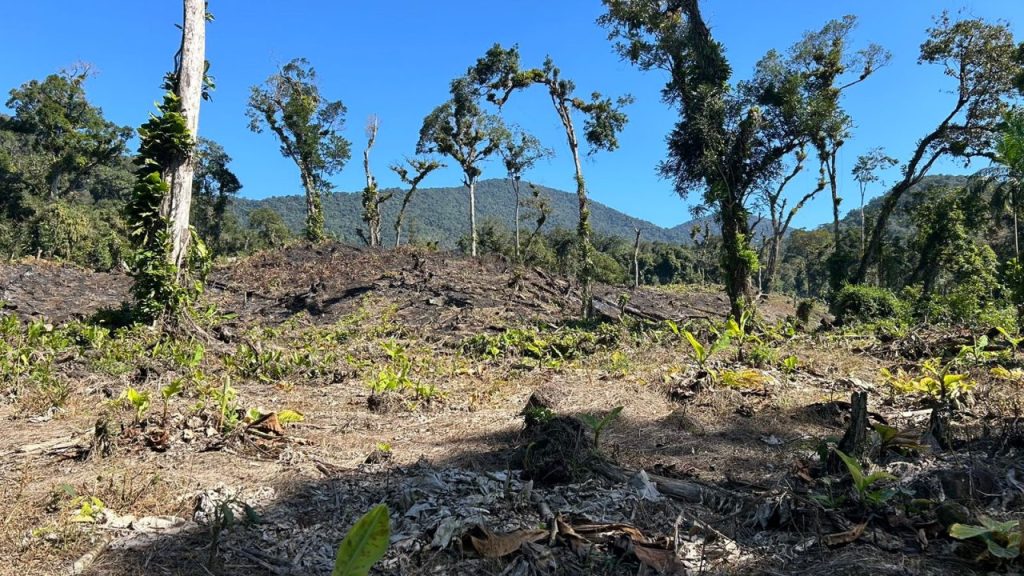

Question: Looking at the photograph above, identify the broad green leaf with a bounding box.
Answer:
[986,540,1021,559]
[683,331,705,361]
[833,449,865,488]
[950,523,994,540]
[333,504,391,576]
[277,410,305,425]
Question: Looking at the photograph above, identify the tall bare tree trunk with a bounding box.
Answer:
[512,177,521,262]
[164,0,205,271]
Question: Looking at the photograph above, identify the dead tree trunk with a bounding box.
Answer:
[164,0,206,271]
[828,391,869,473]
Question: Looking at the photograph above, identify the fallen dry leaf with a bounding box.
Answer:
[823,521,867,547]
[633,544,685,575]
[468,526,547,558]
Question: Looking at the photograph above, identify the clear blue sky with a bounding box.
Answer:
[1,1,1022,230]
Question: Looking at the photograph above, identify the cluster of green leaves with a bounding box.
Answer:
[950,517,1022,562]
[462,323,620,366]
[880,358,975,406]
[363,340,437,400]
[0,314,70,411]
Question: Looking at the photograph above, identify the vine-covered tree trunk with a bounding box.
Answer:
[164,0,205,270]
[720,197,754,319]
[300,169,324,242]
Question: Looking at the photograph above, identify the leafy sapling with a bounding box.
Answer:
[580,405,623,449]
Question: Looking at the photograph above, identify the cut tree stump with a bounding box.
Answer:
[828,391,869,473]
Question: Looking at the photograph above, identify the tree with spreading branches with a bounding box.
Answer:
[471,44,631,318]
[247,58,351,242]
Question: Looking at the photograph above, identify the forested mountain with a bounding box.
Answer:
[230,179,695,247]
[229,178,782,248]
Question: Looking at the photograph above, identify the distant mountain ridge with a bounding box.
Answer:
[231,179,708,248]
[230,175,967,248]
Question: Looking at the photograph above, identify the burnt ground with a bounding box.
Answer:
[0,243,1021,576]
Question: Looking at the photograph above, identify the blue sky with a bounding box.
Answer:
[1,1,1022,230]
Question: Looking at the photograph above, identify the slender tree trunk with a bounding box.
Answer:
[1014,188,1019,259]
[763,232,782,295]
[164,0,205,271]
[859,185,866,263]
[468,177,478,257]
[572,154,593,319]
[632,227,641,288]
[362,117,380,247]
[512,177,521,262]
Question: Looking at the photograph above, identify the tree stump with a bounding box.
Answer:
[828,391,868,473]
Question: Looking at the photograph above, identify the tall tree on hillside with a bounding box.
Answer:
[359,115,391,247]
[600,1,878,317]
[191,137,242,253]
[854,13,1022,284]
[759,147,824,294]
[247,58,351,242]
[471,44,631,318]
[390,157,444,248]
[161,0,207,270]
[851,147,897,263]
[417,78,506,257]
[3,66,132,201]
[498,126,552,261]
[126,0,208,321]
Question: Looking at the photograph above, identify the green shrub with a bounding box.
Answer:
[831,284,904,325]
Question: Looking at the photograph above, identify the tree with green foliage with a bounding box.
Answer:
[247,207,292,249]
[390,157,444,248]
[359,115,390,247]
[600,1,873,318]
[3,66,132,201]
[470,44,631,318]
[497,125,551,261]
[247,58,351,242]
[191,137,241,254]
[417,78,505,257]
[851,147,898,264]
[125,0,209,322]
[855,12,1022,284]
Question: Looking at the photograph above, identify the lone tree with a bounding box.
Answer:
[125,0,208,321]
[359,115,390,247]
[247,58,351,242]
[854,13,1022,284]
[601,0,882,317]
[753,17,888,293]
[417,78,505,257]
[498,125,552,261]
[471,44,631,318]
[390,157,444,248]
[851,147,897,263]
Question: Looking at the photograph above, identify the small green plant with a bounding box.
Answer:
[681,327,730,372]
[881,358,975,406]
[725,309,756,362]
[70,495,106,523]
[579,406,623,449]
[748,343,776,367]
[159,379,183,427]
[333,504,391,576]
[833,448,896,507]
[996,326,1024,356]
[872,423,925,456]
[780,355,799,374]
[120,386,151,423]
[949,517,1021,561]
[957,334,993,366]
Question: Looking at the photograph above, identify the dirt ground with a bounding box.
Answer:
[0,244,1021,576]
